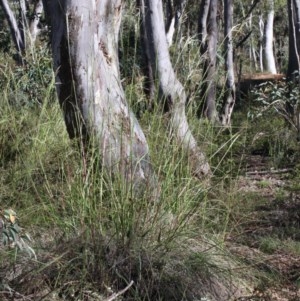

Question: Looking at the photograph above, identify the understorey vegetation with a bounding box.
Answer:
[1,1,300,301]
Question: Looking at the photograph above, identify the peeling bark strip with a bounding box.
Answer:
[141,0,211,178]
[43,0,158,193]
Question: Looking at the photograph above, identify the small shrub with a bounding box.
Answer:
[0,208,36,258]
[248,76,300,140]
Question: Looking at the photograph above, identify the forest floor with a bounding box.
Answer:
[228,154,300,301]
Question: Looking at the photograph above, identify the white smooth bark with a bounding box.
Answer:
[198,0,210,54]
[259,15,264,72]
[164,0,186,47]
[166,16,175,47]
[220,0,236,126]
[0,0,25,54]
[44,0,157,193]
[29,0,43,44]
[165,0,175,47]
[143,0,211,178]
[248,6,258,71]
[263,0,277,74]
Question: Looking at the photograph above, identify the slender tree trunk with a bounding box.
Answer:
[18,0,28,50]
[138,0,155,102]
[198,0,218,122]
[198,0,210,54]
[263,0,277,74]
[141,0,211,178]
[29,0,43,44]
[43,0,158,194]
[165,0,175,46]
[164,0,186,47]
[259,14,264,72]
[248,7,258,71]
[287,0,300,139]
[287,0,300,80]
[0,0,25,56]
[220,0,236,126]
[166,16,176,47]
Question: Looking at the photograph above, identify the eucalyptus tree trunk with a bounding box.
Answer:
[43,0,157,193]
[140,0,211,178]
[287,0,300,80]
[248,4,258,71]
[263,0,277,74]
[198,0,210,54]
[18,0,28,50]
[138,0,155,101]
[287,0,300,139]
[0,0,25,56]
[164,0,187,47]
[220,0,235,126]
[198,0,218,122]
[259,14,264,72]
[165,0,175,46]
[29,0,43,44]
[0,0,44,56]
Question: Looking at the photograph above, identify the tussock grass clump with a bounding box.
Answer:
[0,73,247,300]
[0,23,263,301]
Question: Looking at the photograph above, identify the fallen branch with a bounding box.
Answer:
[104,281,134,301]
[246,168,293,176]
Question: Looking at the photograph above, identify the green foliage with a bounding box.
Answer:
[0,208,36,258]
[245,80,300,166]
[0,48,54,108]
[1,2,300,300]
[248,79,300,126]
[258,236,282,254]
[0,62,240,299]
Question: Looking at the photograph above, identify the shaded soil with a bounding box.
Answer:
[228,155,300,300]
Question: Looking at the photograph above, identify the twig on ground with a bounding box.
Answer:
[103,280,134,301]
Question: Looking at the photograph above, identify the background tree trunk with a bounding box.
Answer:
[248,3,258,71]
[138,0,155,102]
[18,0,28,50]
[141,0,211,178]
[220,0,236,126]
[198,0,210,55]
[287,0,300,139]
[165,0,176,46]
[198,0,218,122]
[263,0,277,74]
[29,0,43,44]
[164,0,187,47]
[259,14,264,72]
[287,0,300,80]
[43,0,158,194]
[0,0,25,57]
